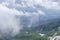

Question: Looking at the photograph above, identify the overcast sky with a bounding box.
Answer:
[0,0,60,37]
[0,0,60,16]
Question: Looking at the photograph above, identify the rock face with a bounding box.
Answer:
[52,36,60,40]
[49,36,60,40]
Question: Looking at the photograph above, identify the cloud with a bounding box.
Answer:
[0,4,23,39]
[0,0,60,38]
[0,0,60,28]
[34,0,60,10]
[0,4,25,16]
[35,0,60,10]
[0,0,45,15]
[0,0,46,29]
[37,0,60,10]
[37,10,45,15]
[14,0,60,10]
[0,0,60,39]
[0,1,45,37]
[1,0,60,10]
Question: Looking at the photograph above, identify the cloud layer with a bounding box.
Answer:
[0,0,60,39]
[14,0,60,10]
[0,4,21,39]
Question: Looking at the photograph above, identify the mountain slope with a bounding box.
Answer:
[21,18,60,33]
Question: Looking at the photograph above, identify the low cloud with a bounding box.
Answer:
[0,0,60,39]
[0,4,22,39]
[0,3,45,38]
[15,0,60,10]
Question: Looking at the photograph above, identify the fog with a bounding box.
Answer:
[0,0,60,40]
[0,4,21,39]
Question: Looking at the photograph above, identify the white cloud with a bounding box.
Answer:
[1,2,9,6]
[0,0,60,38]
[0,1,45,16]
[15,0,60,10]
[37,10,45,15]
[34,0,60,10]
[1,0,60,10]
[0,4,25,16]
[0,4,22,38]
[37,0,60,10]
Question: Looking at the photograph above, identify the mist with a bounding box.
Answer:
[0,4,21,39]
[0,4,43,39]
[0,0,60,40]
